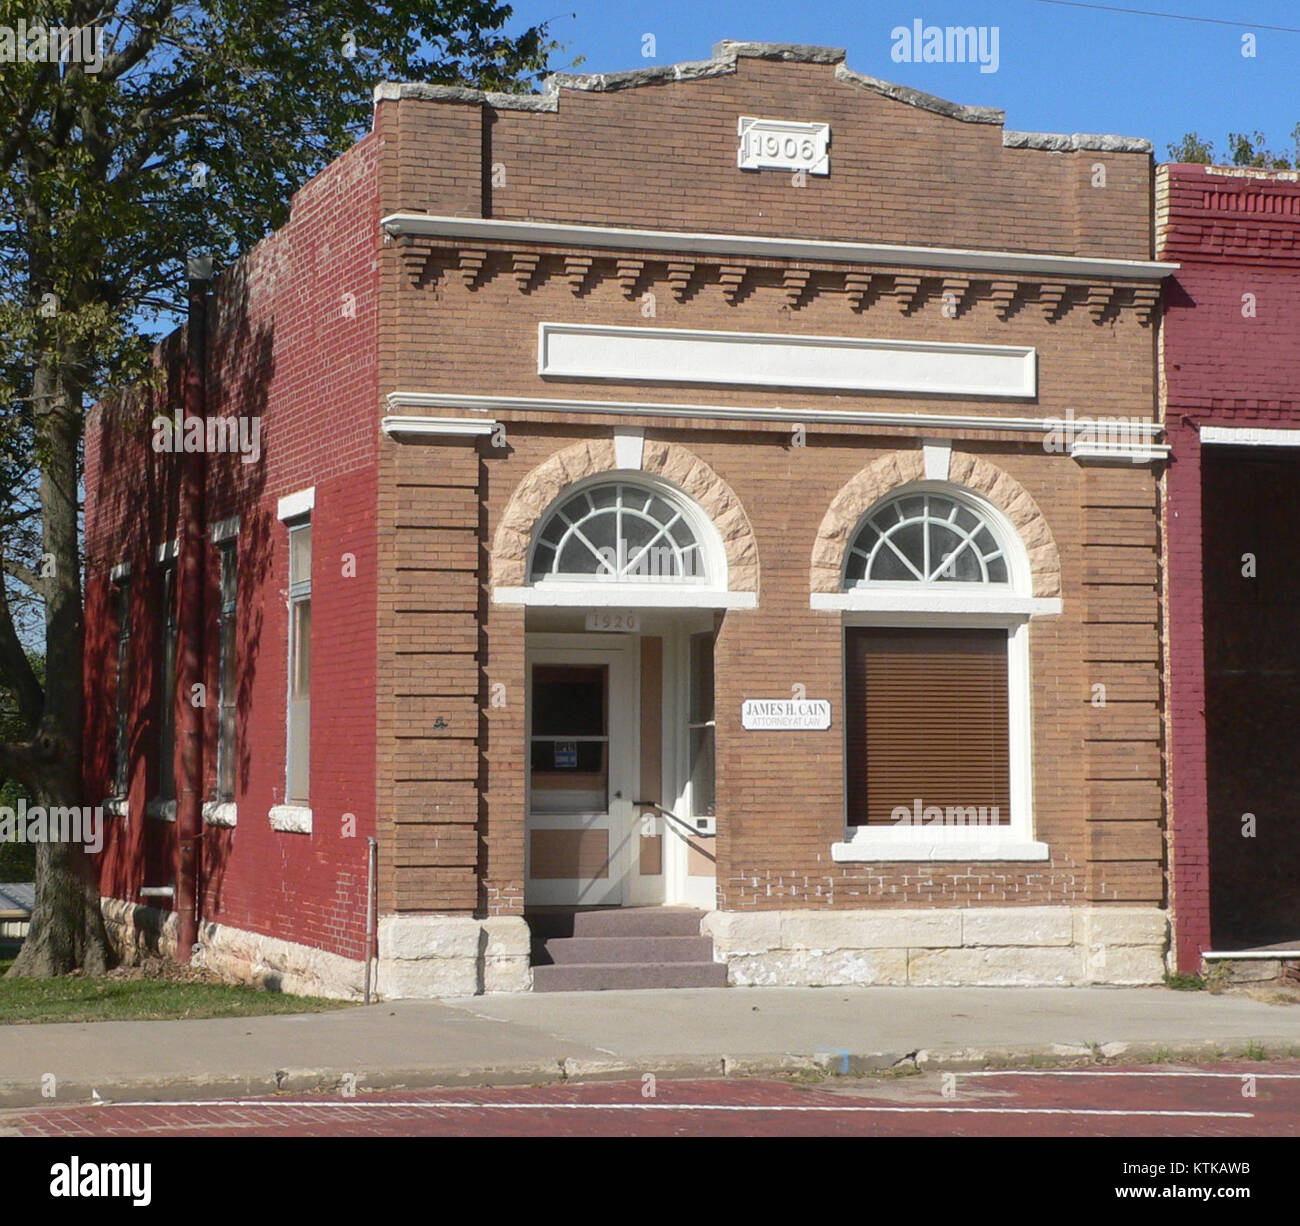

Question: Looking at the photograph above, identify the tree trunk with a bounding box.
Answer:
[7,777,111,977]
[6,350,112,978]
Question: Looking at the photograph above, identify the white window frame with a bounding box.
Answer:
[147,556,179,822]
[276,489,314,832]
[528,475,719,586]
[685,629,716,831]
[213,536,238,811]
[110,567,131,804]
[830,483,1051,862]
[501,474,745,610]
[813,483,1062,618]
[666,618,721,909]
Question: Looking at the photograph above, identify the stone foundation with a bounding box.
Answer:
[103,898,367,999]
[702,906,1169,986]
[103,899,1166,994]
[376,915,531,996]
[102,899,532,999]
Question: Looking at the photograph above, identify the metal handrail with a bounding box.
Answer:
[632,799,716,839]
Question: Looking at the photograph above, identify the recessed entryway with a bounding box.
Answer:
[524,617,718,914]
[1202,447,1300,951]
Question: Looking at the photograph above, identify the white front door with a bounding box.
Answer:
[525,637,638,906]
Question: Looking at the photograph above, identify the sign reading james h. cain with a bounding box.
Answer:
[737,116,829,175]
[741,699,832,730]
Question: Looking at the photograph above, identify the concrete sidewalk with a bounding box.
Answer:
[2,986,1299,1108]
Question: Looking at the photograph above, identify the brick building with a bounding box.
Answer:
[85,41,1177,996]
[1158,163,1300,974]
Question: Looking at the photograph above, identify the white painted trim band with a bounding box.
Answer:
[813,592,1062,617]
[381,414,499,439]
[1202,949,1300,960]
[1200,425,1300,448]
[832,837,1051,862]
[538,321,1038,400]
[381,213,1179,281]
[387,391,1164,439]
[494,584,757,609]
[1069,440,1171,462]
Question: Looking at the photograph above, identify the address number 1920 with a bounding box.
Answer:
[585,610,641,633]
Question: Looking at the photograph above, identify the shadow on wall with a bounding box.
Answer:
[90,259,275,927]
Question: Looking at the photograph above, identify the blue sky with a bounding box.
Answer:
[506,0,1300,162]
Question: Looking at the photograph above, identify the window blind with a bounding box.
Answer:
[846,627,1011,827]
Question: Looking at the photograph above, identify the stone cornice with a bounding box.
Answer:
[1003,130,1152,154]
[374,40,1148,151]
[383,215,1173,286]
[383,226,1169,325]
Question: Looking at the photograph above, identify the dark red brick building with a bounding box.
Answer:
[1159,163,1300,973]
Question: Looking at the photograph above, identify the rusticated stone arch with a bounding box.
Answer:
[810,450,1062,599]
[492,438,760,592]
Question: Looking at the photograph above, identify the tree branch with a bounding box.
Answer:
[2,558,49,599]
[0,586,43,731]
[0,739,38,789]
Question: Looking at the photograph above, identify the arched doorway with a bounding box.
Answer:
[517,475,733,909]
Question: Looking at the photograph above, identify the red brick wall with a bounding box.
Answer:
[1159,163,1300,969]
[85,133,382,960]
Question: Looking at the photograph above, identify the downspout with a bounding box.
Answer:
[364,837,378,1003]
[175,255,212,962]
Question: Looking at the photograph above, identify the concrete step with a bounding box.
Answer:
[545,936,716,965]
[570,908,705,938]
[531,961,728,992]
[1204,953,1300,987]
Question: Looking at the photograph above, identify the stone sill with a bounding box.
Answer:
[269,804,312,834]
[202,801,238,828]
[832,837,1050,862]
[102,797,128,818]
[145,797,176,823]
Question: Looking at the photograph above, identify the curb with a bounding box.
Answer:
[3,1038,1300,1110]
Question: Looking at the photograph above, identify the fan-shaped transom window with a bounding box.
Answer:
[530,481,708,583]
[845,492,1010,587]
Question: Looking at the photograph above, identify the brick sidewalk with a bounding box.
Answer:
[7,1066,1298,1138]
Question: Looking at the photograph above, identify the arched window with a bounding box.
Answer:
[844,492,1010,587]
[829,482,1052,865]
[529,480,709,584]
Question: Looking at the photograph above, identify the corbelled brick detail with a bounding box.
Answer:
[491,437,761,592]
[810,449,1062,597]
